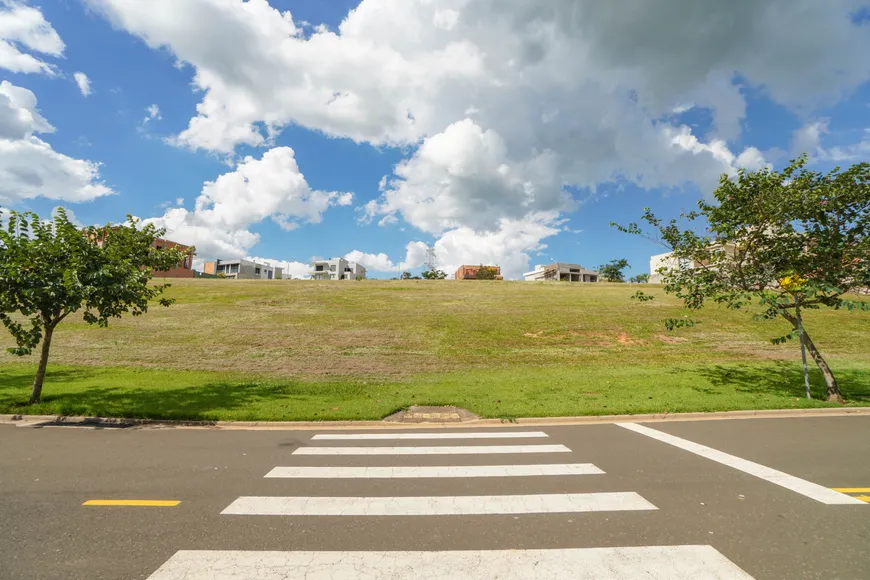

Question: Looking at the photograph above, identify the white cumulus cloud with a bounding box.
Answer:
[0,80,113,205]
[246,256,312,279]
[345,241,430,272]
[0,0,64,75]
[142,103,161,125]
[73,72,92,96]
[364,119,572,234]
[83,0,870,157]
[347,217,560,280]
[825,129,870,161]
[791,120,830,157]
[789,121,870,162]
[143,146,352,259]
[433,216,562,279]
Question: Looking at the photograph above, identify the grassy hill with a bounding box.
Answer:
[2,279,868,420]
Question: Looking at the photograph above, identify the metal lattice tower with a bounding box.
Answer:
[425,245,437,271]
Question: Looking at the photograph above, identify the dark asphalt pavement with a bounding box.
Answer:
[0,416,868,579]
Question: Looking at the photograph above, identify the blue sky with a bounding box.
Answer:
[2,0,869,278]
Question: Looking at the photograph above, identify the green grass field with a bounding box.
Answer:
[2,279,868,421]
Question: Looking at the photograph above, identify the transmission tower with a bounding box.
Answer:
[425,245,437,271]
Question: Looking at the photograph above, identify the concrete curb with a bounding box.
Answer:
[2,406,868,430]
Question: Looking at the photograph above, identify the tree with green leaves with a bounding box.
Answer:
[400,271,413,280]
[421,268,448,280]
[598,259,630,282]
[475,266,499,280]
[630,273,650,284]
[0,209,191,405]
[613,156,869,402]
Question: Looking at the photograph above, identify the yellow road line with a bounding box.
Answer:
[82,500,181,507]
[831,488,870,493]
[855,496,870,503]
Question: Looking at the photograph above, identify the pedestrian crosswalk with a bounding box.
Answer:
[147,428,758,579]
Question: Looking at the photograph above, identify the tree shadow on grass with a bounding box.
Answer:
[0,368,91,407]
[0,367,335,421]
[695,363,870,403]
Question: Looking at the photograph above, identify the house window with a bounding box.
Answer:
[183,256,190,269]
[255,268,261,275]
[329,265,336,271]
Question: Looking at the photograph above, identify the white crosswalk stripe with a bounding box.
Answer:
[293,444,571,455]
[311,431,549,440]
[147,546,756,580]
[221,492,657,516]
[265,463,604,478]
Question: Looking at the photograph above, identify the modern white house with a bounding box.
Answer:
[649,245,737,283]
[523,263,599,282]
[311,258,367,280]
[204,259,283,280]
[649,252,681,284]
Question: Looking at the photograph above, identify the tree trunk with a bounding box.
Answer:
[781,312,844,403]
[29,325,54,405]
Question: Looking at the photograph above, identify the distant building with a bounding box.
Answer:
[311,258,367,280]
[152,239,195,278]
[649,252,678,284]
[92,232,195,279]
[203,259,282,280]
[455,265,503,280]
[523,263,598,283]
[648,246,738,283]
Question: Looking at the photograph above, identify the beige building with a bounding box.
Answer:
[523,263,599,283]
[649,243,738,283]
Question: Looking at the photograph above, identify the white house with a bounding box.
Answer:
[311,258,367,280]
[523,263,599,282]
[648,252,681,284]
[205,259,283,280]
[649,245,737,283]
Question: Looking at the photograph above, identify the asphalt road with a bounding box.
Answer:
[0,416,868,579]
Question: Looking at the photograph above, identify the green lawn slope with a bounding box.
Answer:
[2,279,868,420]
